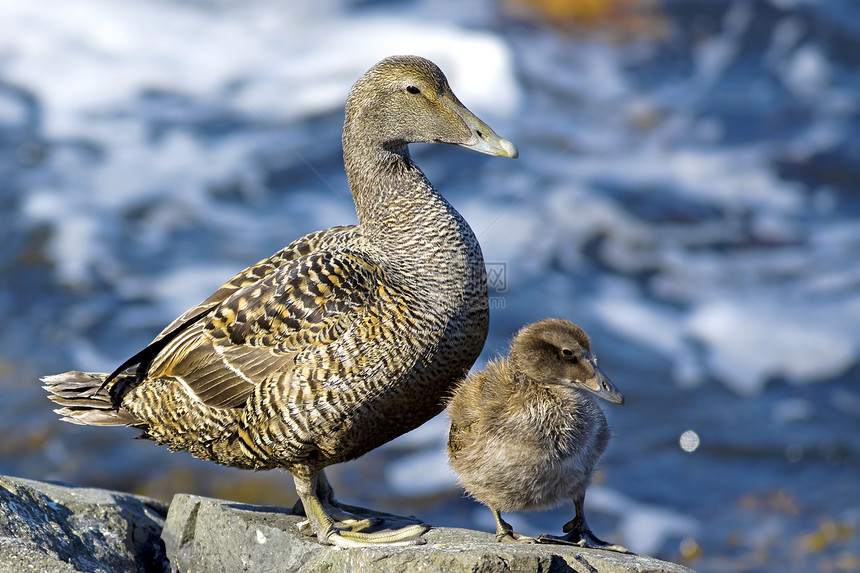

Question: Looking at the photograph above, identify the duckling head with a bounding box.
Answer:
[509,318,625,405]
[344,55,518,158]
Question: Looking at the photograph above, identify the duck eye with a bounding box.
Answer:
[406,85,421,95]
[561,348,577,361]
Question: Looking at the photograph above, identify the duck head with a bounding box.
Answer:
[509,318,625,405]
[344,55,518,158]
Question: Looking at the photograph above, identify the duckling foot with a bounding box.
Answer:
[535,530,628,552]
[531,495,628,552]
[535,515,628,553]
[491,508,540,544]
[496,530,539,544]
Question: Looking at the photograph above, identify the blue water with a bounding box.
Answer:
[2,1,858,571]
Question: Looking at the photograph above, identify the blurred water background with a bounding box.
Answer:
[1,0,859,570]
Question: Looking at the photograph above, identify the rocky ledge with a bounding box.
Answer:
[0,475,695,573]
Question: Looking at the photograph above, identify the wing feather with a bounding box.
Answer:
[107,226,360,406]
[145,248,378,409]
[154,225,358,342]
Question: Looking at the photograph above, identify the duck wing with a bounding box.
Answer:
[138,248,378,409]
[105,226,368,409]
[154,225,358,342]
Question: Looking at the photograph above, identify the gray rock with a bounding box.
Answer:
[0,475,694,573]
[162,493,697,573]
[0,475,169,573]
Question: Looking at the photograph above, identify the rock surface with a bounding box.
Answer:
[0,475,168,573]
[0,475,696,573]
[163,494,696,573]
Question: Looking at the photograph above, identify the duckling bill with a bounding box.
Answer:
[43,55,517,549]
[447,318,627,551]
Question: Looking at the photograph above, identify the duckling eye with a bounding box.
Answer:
[561,348,577,362]
[405,85,421,95]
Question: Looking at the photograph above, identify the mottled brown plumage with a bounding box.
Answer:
[43,55,517,548]
[447,318,627,551]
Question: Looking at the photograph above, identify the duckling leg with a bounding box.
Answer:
[293,471,429,548]
[491,508,539,543]
[536,495,628,552]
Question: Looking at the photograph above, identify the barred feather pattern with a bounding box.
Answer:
[44,104,490,479]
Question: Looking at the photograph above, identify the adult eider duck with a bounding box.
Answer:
[43,55,517,548]
[447,318,628,551]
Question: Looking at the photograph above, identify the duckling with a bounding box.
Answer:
[447,318,627,551]
[43,55,517,549]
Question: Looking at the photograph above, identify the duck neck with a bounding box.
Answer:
[343,137,485,292]
[344,141,425,239]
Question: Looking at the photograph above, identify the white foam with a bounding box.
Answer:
[782,43,831,101]
[593,281,685,358]
[384,414,460,496]
[0,90,28,128]
[766,16,805,66]
[68,339,121,373]
[463,200,554,289]
[691,2,752,90]
[385,413,450,450]
[386,447,457,497]
[0,0,518,140]
[686,300,856,395]
[150,265,242,320]
[5,0,519,286]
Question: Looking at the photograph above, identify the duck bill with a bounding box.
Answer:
[446,100,518,158]
[460,117,518,158]
[580,364,625,405]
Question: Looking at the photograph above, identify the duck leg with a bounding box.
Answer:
[292,470,425,536]
[293,470,429,548]
[536,495,628,552]
[492,508,539,543]
[315,470,425,523]
[292,471,376,534]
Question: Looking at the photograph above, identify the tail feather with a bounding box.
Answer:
[42,371,137,427]
[43,370,257,469]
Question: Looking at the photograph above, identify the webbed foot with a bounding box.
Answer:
[491,508,541,544]
[535,516,628,552]
[293,470,430,548]
[496,530,539,543]
[292,498,380,535]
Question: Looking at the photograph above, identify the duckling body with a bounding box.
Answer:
[447,318,626,550]
[449,359,611,512]
[44,55,517,548]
